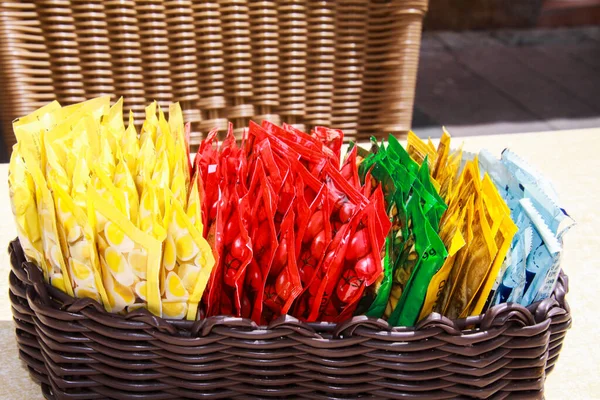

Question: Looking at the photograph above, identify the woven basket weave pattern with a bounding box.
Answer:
[8,239,571,399]
[0,0,428,148]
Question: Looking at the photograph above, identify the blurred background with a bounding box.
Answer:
[414,0,600,137]
[0,0,598,163]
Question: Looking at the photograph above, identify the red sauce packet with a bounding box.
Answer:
[311,126,343,163]
[256,121,329,177]
[311,203,387,322]
[244,159,278,322]
[202,184,226,317]
[194,128,220,228]
[291,186,333,320]
[263,209,302,323]
[341,145,361,189]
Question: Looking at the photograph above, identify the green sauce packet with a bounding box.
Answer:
[388,197,447,326]
[353,136,448,324]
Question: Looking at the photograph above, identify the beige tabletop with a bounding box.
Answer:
[0,128,599,399]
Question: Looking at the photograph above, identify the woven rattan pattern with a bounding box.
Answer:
[8,239,571,399]
[0,0,427,149]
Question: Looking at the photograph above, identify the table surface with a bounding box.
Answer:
[1,128,599,399]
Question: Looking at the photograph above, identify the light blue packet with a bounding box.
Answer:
[501,149,561,205]
[519,198,562,306]
[522,182,574,240]
[492,211,533,305]
[478,149,523,212]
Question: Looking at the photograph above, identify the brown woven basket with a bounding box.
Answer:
[0,0,428,150]
[8,238,571,399]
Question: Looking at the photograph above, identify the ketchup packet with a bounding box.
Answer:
[340,145,361,189]
[264,210,302,322]
[319,203,385,323]
[311,126,343,163]
[244,160,278,322]
[292,186,333,320]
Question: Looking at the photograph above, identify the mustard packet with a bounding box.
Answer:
[51,181,109,306]
[89,182,164,315]
[101,97,125,157]
[446,196,498,319]
[135,133,157,196]
[8,144,45,274]
[20,147,73,295]
[114,151,140,223]
[185,174,215,320]
[137,183,168,315]
[418,205,467,321]
[121,111,140,178]
[140,101,159,147]
[161,182,215,320]
[407,131,436,169]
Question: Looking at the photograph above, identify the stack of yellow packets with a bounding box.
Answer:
[405,131,518,320]
[8,97,215,320]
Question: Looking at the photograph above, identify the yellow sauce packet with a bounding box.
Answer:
[140,101,159,147]
[468,215,517,317]
[51,182,109,306]
[137,183,168,315]
[168,102,190,189]
[169,102,185,145]
[151,151,171,217]
[441,160,480,227]
[439,195,474,315]
[20,147,73,295]
[170,148,188,208]
[89,182,164,315]
[161,186,214,320]
[419,226,466,320]
[44,97,108,164]
[446,196,498,319]
[407,130,436,169]
[8,144,45,274]
[13,101,61,133]
[156,106,175,163]
[101,97,125,157]
[121,111,140,178]
[186,175,215,320]
[432,128,451,181]
[114,152,140,223]
[439,146,463,201]
[466,175,517,317]
[135,134,157,196]
[13,101,62,164]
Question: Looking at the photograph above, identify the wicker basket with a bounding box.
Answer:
[8,237,571,400]
[0,0,428,150]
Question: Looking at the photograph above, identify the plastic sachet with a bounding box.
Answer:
[161,181,215,320]
[519,198,562,306]
[21,144,73,295]
[8,144,46,276]
[478,149,573,306]
[468,176,517,317]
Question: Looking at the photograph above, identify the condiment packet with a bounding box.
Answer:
[89,181,164,314]
[388,196,447,326]
[21,145,73,295]
[161,185,215,320]
[50,181,109,306]
[519,198,562,306]
[8,144,46,277]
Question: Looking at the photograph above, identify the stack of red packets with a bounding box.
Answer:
[194,122,390,324]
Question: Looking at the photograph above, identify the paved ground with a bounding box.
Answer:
[412,26,600,138]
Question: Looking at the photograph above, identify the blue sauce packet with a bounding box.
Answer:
[519,198,562,306]
[493,211,533,306]
[475,149,573,307]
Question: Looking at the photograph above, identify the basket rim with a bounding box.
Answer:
[8,238,570,341]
